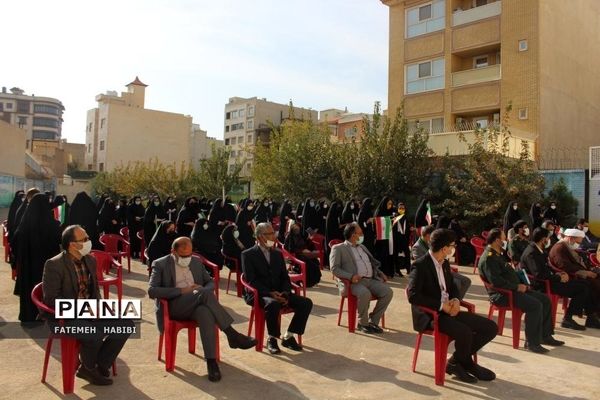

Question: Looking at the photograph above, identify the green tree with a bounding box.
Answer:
[196,145,243,199]
[442,107,545,232]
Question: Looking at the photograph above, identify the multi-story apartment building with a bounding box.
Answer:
[0,86,64,149]
[85,77,221,172]
[223,97,318,178]
[381,0,600,168]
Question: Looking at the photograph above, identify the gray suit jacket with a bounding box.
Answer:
[148,254,214,332]
[329,241,385,295]
[411,238,429,261]
[42,251,101,319]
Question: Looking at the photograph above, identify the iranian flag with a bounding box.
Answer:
[54,204,66,224]
[286,218,296,234]
[425,203,432,225]
[375,217,392,240]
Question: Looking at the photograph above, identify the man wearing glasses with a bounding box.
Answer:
[42,225,133,386]
[241,223,313,354]
[408,228,498,383]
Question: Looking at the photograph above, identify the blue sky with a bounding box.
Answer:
[2,0,389,143]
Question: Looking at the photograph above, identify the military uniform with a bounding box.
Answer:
[479,245,553,347]
[508,235,529,263]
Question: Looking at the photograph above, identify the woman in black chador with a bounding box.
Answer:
[277,199,293,241]
[69,191,100,249]
[529,202,544,230]
[6,190,24,270]
[235,199,256,248]
[146,220,176,275]
[164,196,178,223]
[98,197,120,234]
[144,195,167,244]
[301,198,319,235]
[357,198,375,255]
[176,197,199,238]
[13,193,61,324]
[127,195,145,258]
[502,201,521,235]
[374,196,395,279]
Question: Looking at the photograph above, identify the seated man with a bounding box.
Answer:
[521,228,600,330]
[508,220,529,263]
[42,225,133,386]
[575,218,599,252]
[149,237,256,382]
[330,222,393,334]
[412,224,472,300]
[408,229,497,383]
[480,228,563,353]
[241,223,313,355]
[541,220,559,250]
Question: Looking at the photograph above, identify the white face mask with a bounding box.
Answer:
[154,201,160,206]
[310,201,315,207]
[357,235,364,245]
[265,239,275,248]
[545,239,551,249]
[247,205,254,211]
[233,230,239,239]
[78,240,92,257]
[583,227,589,233]
[350,205,355,210]
[263,202,268,207]
[446,247,456,260]
[203,223,209,230]
[551,205,556,210]
[571,241,580,250]
[512,205,518,211]
[502,240,508,250]
[324,204,328,209]
[523,228,530,236]
[135,200,142,205]
[177,255,192,267]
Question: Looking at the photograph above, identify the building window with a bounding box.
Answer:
[344,126,358,138]
[408,117,444,134]
[248,105,255,117]
[6,102,13,109]
[33,117,58,128]
[519,108,528,120]
[87,144,91,153]
[473,56,489,68]
[496,51,501,64]
[33,104,59,115]
[17,100,30,113]
[474,0,488,7]
[18,116,27,128]
[0,103,3,111]
[231,122,244,130]
[99,163,104,172]
[88,164,93,170]
[406,58,445,94]
[232,110,238,119]
[225,138,230,145]
[226,112,231,120]
[225,125,230,132]
[406,0,445,39]
[474,117,488,129]
[231,137,237,145]
[239,109,245,118]
[32,130,56,139]
[238,136,244,144]
[230,150,236,158]
[247,134,253,144]
[88,122,92,132]
[100,118,105,128]
[99,140,105,151]
[519,39,528,51]
[247,119,254,130]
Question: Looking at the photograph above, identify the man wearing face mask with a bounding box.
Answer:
[521,228,600,330]
[241,223,313,354]
[479,228,561,353]
[508,220,530,263]
[42,225,133,386]
[575,218,599,251]
[330,222,393,334]
[149,237,257,382]
[409,229,497,383]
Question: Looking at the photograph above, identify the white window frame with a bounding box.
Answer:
[405,0,445,39]
[473,56,489,68]
[408,117,444,134]
[405,57,445,95]
[519,39,528,52]
[518,108,528,120]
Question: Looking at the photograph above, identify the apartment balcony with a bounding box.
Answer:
[452,1,502,27]
[428,128,533,159]
[452,64,501,87]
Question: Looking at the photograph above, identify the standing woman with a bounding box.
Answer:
[529,202,544,230]
[144,195,167,244]
[373,196,395,279]
[127,195,145,259]
[116,198,129,230]
[325,200,344,265]
[176,197,199,238]
[208,198,227,237]
[236,199,256,248]
[340,200,355,230]
[164,196,178,223]
[254,199,271,224]
[357,198,376,255]
[301,198,319,234]
[449,217,475,266]
[392,202,411,277]
[414,198,431,230]
[543,201,560,226]
[146,220,176,275]
[316,200,329,234]
[6,190,25,272]
[277,199,293,241]
[68,191,99,249]
[14,193,61,324]
[502,201,521,235]
[98,198,119,234]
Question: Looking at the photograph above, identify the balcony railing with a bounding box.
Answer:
[452,1,502,27]
[452,64,501,87]
[428,129,534,159]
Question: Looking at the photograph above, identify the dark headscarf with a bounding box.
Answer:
[176,196,198,237]
[235,201,255,248]
[502,201,521,234]
[301,198,319,234]
[69,191,100,248]
[6,190,25,239]
[415,198,430,227]
[374,196,394,217]
[146,220,176,269]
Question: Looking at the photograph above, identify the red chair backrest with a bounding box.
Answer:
[481,231,489,239]
[100,234,123,253]
[90,250,113,280]
[119,227,129,240]
[470,237,486,256]
[31,282,55,315]
[590,253,599,267]
[328,239,343,249]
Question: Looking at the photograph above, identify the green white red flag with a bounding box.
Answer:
[375,217,392,240]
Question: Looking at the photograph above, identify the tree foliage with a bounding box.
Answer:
[91,145,242,201]
[441,107,545,232]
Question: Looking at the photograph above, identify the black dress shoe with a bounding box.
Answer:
[267,337,281,354]
[368,323,384,334]
[227,331,258,350]
[97,365,110,378]
[445,360,478,383]
[357,323,376,334]
[281,336,303,351]
[466,364,496,381]
[527,343,550,354]
[561,318,586,331]
[542,336,565,346]
[76,365,113,385]
[206,360,221,382]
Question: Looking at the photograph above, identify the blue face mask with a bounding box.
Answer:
[357,235,364,245]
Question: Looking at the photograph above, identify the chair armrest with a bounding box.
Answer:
[459,300,476,313]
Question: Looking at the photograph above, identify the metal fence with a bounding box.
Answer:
[0,174,56,208]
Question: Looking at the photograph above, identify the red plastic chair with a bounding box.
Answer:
[241,273,303,352]
[281,248,308,296]
[99,233,131,273]
[90,250,123,300]
[31,283,116,394]
[328,239,343,250]
[470,237,486,273]
[119,227,129,241]
[407,288,477,386]
[335,277,386,333]
[526,273,563,327]
[221,251,242,297]
[157,299,220,371]
[481,231,489,240]
[192,253,220,300]
[310,233,326,270]
[479,275,523,349]
[137,230,146,264]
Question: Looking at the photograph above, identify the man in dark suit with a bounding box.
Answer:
[149,237,256,382]
[408,229,497,383]
[241,222,313,354]
[42,225,132,386]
